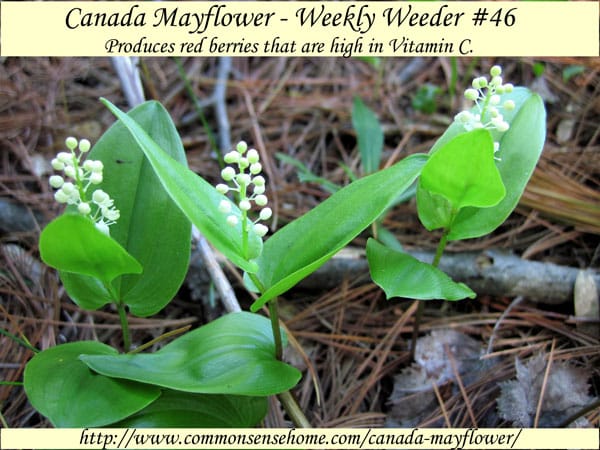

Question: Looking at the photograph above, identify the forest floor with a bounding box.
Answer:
[1,57,599,429]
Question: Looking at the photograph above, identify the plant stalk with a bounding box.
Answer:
[248,273,310,427]
[277,391,312,428]
[268,298,283,361]
[128,325,191,354]
[116,302,131,352]
[410,230,449,358]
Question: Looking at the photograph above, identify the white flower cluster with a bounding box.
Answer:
[216,141,271,238]
[454,65,515,159]
[49,137,120,235]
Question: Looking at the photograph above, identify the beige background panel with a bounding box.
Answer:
[1,2,598,57]
[3,427,600,449]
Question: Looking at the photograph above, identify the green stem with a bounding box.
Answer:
[0,328,38,353]
[128,325,191,354]
[432,231,449,267]
[116,302,131,352]
[248,273,283,360]
[268,298,283,361]
[248,272,309,427]
[410,230,449,358]
[241,210,249,258]
[277,391,312,428]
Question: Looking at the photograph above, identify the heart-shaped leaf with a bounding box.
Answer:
[24,341,160,427]
[419,87,545,240]
[419,128,505,211]
[51,101,192,316]
[367,238,475,301]
[114,390,268,428]
[447,92,546,240]
[39,214,142,293]
[81,312,300,396]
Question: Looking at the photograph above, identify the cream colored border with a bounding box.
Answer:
[2,427,600,449]
[1,2,598,56]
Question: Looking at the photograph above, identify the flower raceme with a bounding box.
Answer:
[454,65,515,159]
[216,141,272,239]
[49,137,120,235]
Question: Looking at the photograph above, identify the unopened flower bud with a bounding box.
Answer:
[238,157,249,170]
[503,99,515,111]
[464,88,479,101]
[253,185,265,195]
[255,194,268,206]
[92,189,109,205]
[78,202,91,215]
[91,160,103,173]
[239,199,251,211]
[61,182,76,195]
[57,152,73,164]
[253,223,269,237]
[236,173,251,186]
[65,137,78,150]
[236,141,248,154]
[218,199,232,213]
[90,172,103,184]
[490,75,503,87]
[64,165,76,178]
[49,175,64,188]
[224,151,240,164]
[54,190,69,204]
[216,183,229,194]
[252,175,265,187]
[249,162,262,175]
[51,158,65,171]
[226,215,239,226]
[247,149,260,164]
[221,167,236,181]
[490,65,502,77]
[79,139,91,153]
[259,207,272,221]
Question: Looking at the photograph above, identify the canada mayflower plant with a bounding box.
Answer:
[22,71,545,430]
[49,136,120,235]
[454,65,515,159]
[216,141,272,240]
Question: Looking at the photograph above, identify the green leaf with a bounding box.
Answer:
[562,65,585,82]
[412,83,442,114]
[51,102,192,316]
[366,239,475,301]
[250,153,428,311]
[114,390,268,428]
[415,187,455,232]
[24,341,160,427]
[276,152,340,194]
[447,92,546,240]
[352,96,383,174]
[419,128,505,211]
[87,101,192,317]
[101,98,261,274]
[81,312,300,396]
[39,214,142,296]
